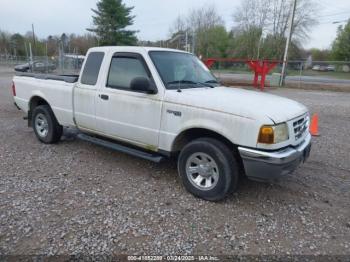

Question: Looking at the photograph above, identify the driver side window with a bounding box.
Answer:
[107,57,148,90]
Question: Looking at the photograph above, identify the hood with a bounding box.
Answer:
[164,86,308,123]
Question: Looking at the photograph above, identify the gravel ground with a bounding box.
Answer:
[0,67,350,257]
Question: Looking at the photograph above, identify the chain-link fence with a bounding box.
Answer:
[281,60,350,88]
[0,54,84,75]
[0,55,27,66]
[212,60,350,91]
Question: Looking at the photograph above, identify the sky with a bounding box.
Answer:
[0,0,349,49]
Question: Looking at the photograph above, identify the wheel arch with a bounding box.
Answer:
[28,96,51,126]
[172,127,237,153]
[172,127,246,179]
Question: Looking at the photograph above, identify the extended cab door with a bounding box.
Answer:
[95,52,162,148]
[74,52,105,131]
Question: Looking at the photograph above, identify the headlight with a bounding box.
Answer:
[258,123,289,144]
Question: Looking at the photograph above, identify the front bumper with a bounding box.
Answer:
[238,133,312,182]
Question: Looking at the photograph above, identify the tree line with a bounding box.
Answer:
[0,31,98,57]
[1,0,349,61]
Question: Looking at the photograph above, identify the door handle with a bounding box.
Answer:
[99,94,109,100]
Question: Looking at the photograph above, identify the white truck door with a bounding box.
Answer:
[95,52,162,148]
[74,52,105,131]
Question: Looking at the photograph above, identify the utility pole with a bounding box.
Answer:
[59,41,64,74]
[280,0,297,86]
[31,24,36,51]
[192,30,196,55]
[45,42,49,74]
[29,43,33,62]
[24,42,28,60]
[29,43,33,72]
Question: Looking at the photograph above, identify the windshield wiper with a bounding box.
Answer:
[167,80,198,85]
[205,80,219,84]
[167,80,200,92]
[167,80,215,91]
[203,80,221,88]
[198,82,215,88]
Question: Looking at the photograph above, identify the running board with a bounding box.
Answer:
[77,133,165,163]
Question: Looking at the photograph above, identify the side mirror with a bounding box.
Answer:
[130,77,157,94]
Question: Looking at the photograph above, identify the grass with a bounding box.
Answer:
[284,70,350,80]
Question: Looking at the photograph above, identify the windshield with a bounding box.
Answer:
[149,51,219,90]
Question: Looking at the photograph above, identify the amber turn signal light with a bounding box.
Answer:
[258,126,274,144]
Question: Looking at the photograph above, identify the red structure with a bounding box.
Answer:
[203,58,279,91]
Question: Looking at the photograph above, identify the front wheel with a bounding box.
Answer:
[178,138,239,201]
[32,105,63,144]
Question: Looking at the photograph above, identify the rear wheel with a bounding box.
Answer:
[178,137,239,201]
[32,105,63,144]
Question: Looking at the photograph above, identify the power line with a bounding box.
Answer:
[318,11,350,18]
[317,19,349,25]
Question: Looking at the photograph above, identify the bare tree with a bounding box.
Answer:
[0,30,11,55]
[291,0,318,40]
[187,5,224,32]
[169,5,225,56]
[233,0,318,41]
[169,5,224,35]
[69,34,98,55]
[233,0,271,31]
[169,15,187,36]
[231,0,318,59]
[270,0,291,37]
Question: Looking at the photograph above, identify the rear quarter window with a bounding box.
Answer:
[81,52,105,85]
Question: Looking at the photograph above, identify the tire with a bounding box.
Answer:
[32,105,63,144]
[178,137,239,201]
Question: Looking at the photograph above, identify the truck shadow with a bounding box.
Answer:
[61,127,80,142]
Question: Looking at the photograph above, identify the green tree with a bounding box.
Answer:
[205,26,230,58]
[10,33,26,56]
[228,26,262,59]
[309,48,331,61]
[0,30,11,54]
[168,5,227,57]
[260,34,303,60]
[87,0,137,46]
[332,20,350,61]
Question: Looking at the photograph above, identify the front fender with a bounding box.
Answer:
[159,107,263,152]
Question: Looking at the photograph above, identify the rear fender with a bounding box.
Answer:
[28,92,49,127]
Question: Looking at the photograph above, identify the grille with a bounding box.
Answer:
[293,115,309,140]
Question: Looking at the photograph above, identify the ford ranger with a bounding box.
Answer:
[12,46,311,201]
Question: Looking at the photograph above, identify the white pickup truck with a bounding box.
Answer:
[12,46,311,201]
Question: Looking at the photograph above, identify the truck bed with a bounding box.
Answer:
[15,72,79,83]
[13,73,76,127]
